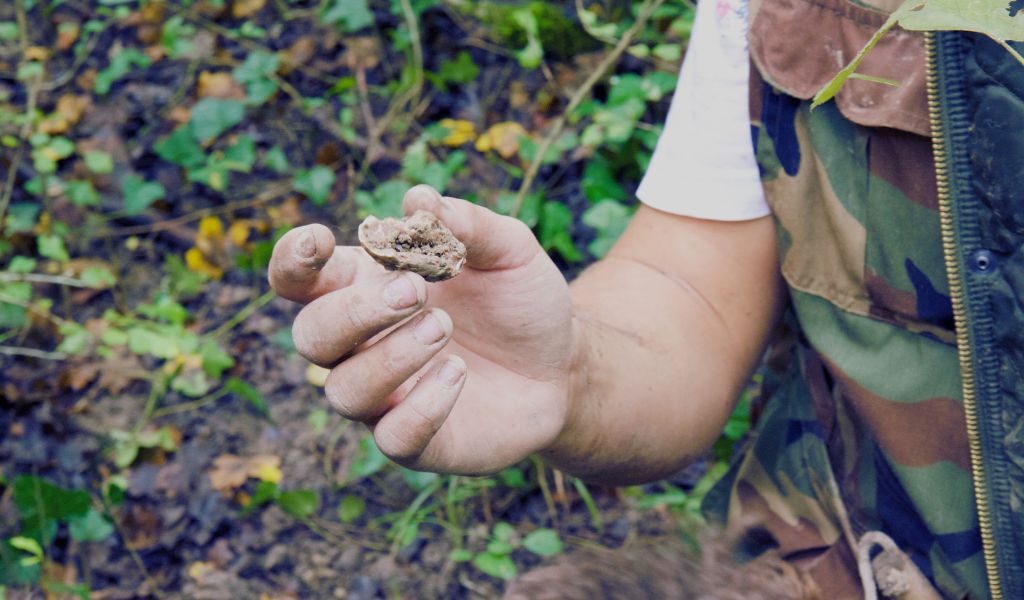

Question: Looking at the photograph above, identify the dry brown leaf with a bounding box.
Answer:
[25,46,50,62]
[140,0,166,23]
[209,455,249,492]
[122,505,161,550]
[341,37,382,71]
[281,37,316,74]
[198,71,246,100]
[56,23,80,52]
[38,94,91,135]
[232,0,266,18]
[169,105,192,124]
[266,197,304,227]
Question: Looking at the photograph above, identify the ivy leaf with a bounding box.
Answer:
[190,99,246,144]
[522,528,563,557]
[539,201,583,263]
[122,175,166,215]
[582,200,633,259]
[84,151,114,174]
[276,489,320,519]
[321,0,374,32]
[37,234,69,262]
[95,49,151,95]
[155,126,204,169]
[293,166,336,205]
[13,476,90,532]
[68,508,114,542]
[472,552,517,580]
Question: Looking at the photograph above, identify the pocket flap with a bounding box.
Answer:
[749,0,930,137]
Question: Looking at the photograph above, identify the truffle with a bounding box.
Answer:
[357,210,467,282]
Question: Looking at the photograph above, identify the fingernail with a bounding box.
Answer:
[413,311,446,345]
[384,275,420,309]
[438,358,465,387]
[295,230,316,259]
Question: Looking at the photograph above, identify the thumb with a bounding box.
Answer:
[402,184,540,271]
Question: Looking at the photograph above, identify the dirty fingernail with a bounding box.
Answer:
[413,312,446,345]
[295,230,316,259]
[438,358,465,387]
[384,275,420,309]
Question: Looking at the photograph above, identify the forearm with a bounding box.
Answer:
[541,209,784,485]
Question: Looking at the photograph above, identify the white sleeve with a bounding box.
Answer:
[636,0,769,221]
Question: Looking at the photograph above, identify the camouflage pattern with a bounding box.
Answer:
[702,0,987,598]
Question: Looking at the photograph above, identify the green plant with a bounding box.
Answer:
[451,521,563,581]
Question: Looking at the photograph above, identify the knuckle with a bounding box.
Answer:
[324,376,365,420]
[374,425,422,463]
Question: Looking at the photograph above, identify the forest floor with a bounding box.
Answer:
[0,1,744,598]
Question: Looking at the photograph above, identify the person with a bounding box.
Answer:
[268,0,1024,597]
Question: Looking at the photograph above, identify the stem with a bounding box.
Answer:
[510,0,666,217]
[150,386,230,419]
[0,272,106,288]
[0,0,41,224]
[211,289,276,338]
[0,345,68,360]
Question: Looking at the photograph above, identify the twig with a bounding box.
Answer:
[150,386,230,419]
[0,0,41,224]
[530,455,559,527]
[211,289,276,338]
[0,272,105,288]
[92,181,291,238]
[510,0,666,217]
[98,493,168,600]
[0,291,73,328]
[0,345,68,360]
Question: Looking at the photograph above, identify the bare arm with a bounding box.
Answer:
[544,205,786,484]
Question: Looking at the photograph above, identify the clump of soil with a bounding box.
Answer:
[358,210,467,281]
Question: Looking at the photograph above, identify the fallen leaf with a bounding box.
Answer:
[232,0,267,18]
[246,455,282,484]
[227,220,251,247]
[169,105,192,124]
[341,37,381,71]
[25,46,50,61]
[266,197,304,226]
[475,121,528,159]
[38,94,91,135]
[209,455,249,492]
[186,248,224,279]
[281,37,316,74]
[140,0,166,23]
[438,118,476,146]
[306,364,329,387]
[198,71,246,100]
[188,561,217,583]
[56,22,80,52]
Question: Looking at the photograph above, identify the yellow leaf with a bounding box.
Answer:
[475,121,528,159]
[208,170,225,192]
[246,455,283,484]
[198,215,225,242]
[227,220,251,247]
[25,46,50,61]
[40,147,62,162]
[438,118,476,147]
[209,454,249,492]
[197,71,245,100]
[188,561,216,583]
[305,363,329,387]
[185,247,224,279]
[232,0,267,18]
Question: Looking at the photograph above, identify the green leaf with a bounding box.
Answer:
[9,536,43,564]
[513,9,543,69]
[449,548,473,563]
[37,234,69,262]
[190,99,246,144]
[225,377,269,417]
[348,434,389,480]
[0,21,19,42]
[241,481,279,516]
[582,200,633,259]
[121,175,166,215]
[95,49,151,95]
[81,266,117,288]
[472,552,517,580]
[233,51,280,105]
[8,256,37,273]
[68,508,114,542]
[66,180,100,206]
[354,180,407,218]
[400,468,439,492]
[171,368,213,397]
[138,294,187,325]
[263,146,290,173]
[127,326,181,359]
[337,495,366,523]
[293,166,336,205]
[276,489,320,519]
[581,156,626,203]
[84,151,114,174]
[522,529,562,557]
[899,0,1024,43]
[321,0,374,32]
[200,338,235,377]
[5,203,40,233]
[224,134,256,172]
[429,51,480,90]
[155,126,204,169]
[13,476,90,531]
[307,408,329,433]
[539,202,583,263]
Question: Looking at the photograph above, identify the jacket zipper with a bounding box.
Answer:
[924,31,1001,599]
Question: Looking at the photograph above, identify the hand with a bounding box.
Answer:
[269,185,575,475]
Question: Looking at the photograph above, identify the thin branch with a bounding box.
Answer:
[211,289,276,338]
[0,345,68,360]
[0,272,105,288]
[510,0,666,217]
[150,386,230,419]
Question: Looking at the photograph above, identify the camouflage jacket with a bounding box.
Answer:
[701,1,1024,598]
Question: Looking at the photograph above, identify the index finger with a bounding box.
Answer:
[268,224,366,304]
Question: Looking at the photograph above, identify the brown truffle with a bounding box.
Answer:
[357,210,467,282]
